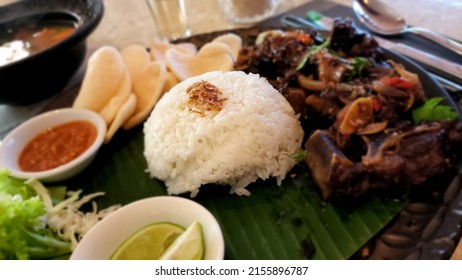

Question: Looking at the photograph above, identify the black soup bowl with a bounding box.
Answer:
[0,0,104,105]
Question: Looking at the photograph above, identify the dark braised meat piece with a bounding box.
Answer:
[362,122,450,186]
[304,89,344,120]
[446,121,462,146]
[235,30,317,121]
[306,122,462,200]
[235,30,314,81]
[284,87,308,117]
[330,17,384,61]
[305,130,368,200]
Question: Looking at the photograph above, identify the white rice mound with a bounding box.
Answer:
[143,71,304,197]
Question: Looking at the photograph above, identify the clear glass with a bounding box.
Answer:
[145,0,191,40]
[220,0,278,24]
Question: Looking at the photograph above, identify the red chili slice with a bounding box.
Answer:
[381,76,413,90]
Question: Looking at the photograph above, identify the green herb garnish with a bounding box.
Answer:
[306,11,323,22]
[412,97,459,124]
[347,57,371,80]
[286,149,308,161]
[296,40,330,71]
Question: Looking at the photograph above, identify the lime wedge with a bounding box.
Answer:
[110,222,184,260]
[159,220,205,260]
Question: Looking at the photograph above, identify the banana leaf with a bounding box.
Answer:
[66,126,403,260]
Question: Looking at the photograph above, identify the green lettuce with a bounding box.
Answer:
[412,97,459,124]
[0,169,70,260]
[296,39,331,70]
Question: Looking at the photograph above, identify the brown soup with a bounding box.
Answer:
[0,16,76,66]
[18,120,97,172]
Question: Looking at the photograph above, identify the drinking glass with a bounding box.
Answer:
[145,0,191,40]
[220,0,278,24]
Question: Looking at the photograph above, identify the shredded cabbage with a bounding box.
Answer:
[0,169,120,259]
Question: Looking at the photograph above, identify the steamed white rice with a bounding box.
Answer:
[143,71,304,197]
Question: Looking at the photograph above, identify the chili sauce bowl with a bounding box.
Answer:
[0,0,104,105]
[70,196,225,260]
[0,108,106,183]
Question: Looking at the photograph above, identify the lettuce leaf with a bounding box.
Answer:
[0,169,71,260]
[412,97,459,124]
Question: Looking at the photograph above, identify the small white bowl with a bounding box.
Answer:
[0,108,106,182]
[70,196,225,260]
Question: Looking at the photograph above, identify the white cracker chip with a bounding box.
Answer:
[196,42,232,58]
[165,48,233,81]
[163,70,180,93]
[123,61,167,130]
[150,37,197,65]
[120,44,150,82]
[212,33,242,61]
[105,93,137,143]
[73,46,126,112]
[98,68,132,125]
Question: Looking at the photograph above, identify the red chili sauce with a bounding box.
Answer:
[18,120,97,172]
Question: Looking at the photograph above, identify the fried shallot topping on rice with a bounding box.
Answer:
[186,80,227,116]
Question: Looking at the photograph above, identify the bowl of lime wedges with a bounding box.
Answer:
[70,196,224,260]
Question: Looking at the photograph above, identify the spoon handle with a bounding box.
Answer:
[407,26,462,56]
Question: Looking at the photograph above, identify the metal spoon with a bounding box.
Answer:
[352,0,462,56]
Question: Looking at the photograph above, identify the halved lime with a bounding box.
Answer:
[110,222,184,260]
[159,220,205,260]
